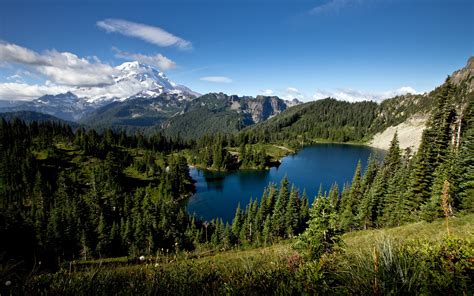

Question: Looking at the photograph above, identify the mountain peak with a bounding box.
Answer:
[116,61,149,71]
[72,61,197,102]
[450,56,474,90]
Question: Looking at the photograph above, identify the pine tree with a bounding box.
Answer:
[31,171,45,245]
[285,185,299,237]
[97,214,111,256]
[298,190,310,233]
[262,215,272,246]
[271,177,290,237]
[231,203,243,243]
[407,83,455,210]
[255,188,268,232]
[328,183,340,211]
[340,160,362,231]
[380,164,411,226]
[456,99,474,213]
[298,194,340,260]
[357,169,384,229]
[384,132,402,176]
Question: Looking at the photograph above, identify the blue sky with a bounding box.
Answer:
[0,0,473,101]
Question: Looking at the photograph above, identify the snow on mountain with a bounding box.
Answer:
[74,61,198,102]
[0,62,199,120]
[0,61,200,121]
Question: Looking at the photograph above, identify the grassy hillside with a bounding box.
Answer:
[22,214,474,295]
[343,212,474,250]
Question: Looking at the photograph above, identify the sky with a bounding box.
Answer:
[0,0,473,102]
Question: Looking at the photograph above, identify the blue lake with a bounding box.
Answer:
[187,143,384,223]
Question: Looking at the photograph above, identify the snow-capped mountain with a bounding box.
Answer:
[76,61,199,103]
[0,61,199,121]
[0,61,300,124]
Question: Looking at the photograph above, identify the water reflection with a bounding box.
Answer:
[188,144,384,222]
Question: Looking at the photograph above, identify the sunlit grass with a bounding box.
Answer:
[25,215,473,295]
[342,213,474,253]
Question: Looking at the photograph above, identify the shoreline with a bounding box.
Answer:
[189,140,388,174]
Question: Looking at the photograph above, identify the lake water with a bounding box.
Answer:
[187,144,383,223]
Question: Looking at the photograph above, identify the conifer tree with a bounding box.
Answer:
[298,194,340,260]
[285,186,299,237]
[407,84,455,210]
[262,215,272,246]
[380,163,411,226]
[231,203,243,243]
[271,177,290,237]
[340,160,362,231]
[298,190,310,233]
[357,169,384,229]
[328,183,340,211]
[456,99,474,213]
[97,214,111,256]
[384,132,402,176]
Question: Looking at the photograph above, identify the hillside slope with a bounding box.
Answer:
[26,214,473,295]
[242,57,473,150]
[83,92,293,138]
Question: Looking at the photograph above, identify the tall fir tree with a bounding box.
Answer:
[340,160,362,231]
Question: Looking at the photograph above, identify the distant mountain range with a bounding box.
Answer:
[0,61,300,131]
[0,61,199,121]
[1,57,472,146]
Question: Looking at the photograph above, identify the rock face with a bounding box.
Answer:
[247,96,288,123]
[368,115,428,152]
[187,93,291,123]
[368,56,474,151]
[450,56,474,91]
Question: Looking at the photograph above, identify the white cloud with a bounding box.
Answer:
[286,87,299,93]
[0,42,47,65]
[0,42,118,87]
[113,47,176,71]
[312,86,419,102]
[282,87,307,101]
[0,82,69,101]
[310,0,364,15]
[97,19,192,50]
[260,89,274,95]
[200,76,232,83]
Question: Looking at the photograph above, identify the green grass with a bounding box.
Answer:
[23,215,474,295]
[343,214,474,252]
[123,166,154,181]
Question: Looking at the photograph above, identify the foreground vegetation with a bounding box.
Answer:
[15,214,473,295]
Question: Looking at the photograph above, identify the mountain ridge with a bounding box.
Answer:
[0,61,199,121]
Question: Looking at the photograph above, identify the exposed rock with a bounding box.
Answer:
[368,115,428,152]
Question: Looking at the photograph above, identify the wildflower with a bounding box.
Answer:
[139,255,145,261]
[155,263,159,267]
[5,280,12,286]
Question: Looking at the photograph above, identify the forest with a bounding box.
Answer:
[0,79,473,294]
